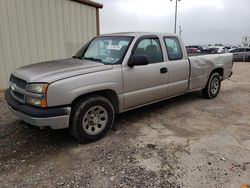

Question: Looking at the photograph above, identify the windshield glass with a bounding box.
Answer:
[74,36,133,64]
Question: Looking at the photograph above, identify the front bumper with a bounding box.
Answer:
[5,89,71,129]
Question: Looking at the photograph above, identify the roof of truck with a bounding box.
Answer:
[100,32,177,37]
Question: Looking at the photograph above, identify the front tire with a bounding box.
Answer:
[70,95,115,143]
[202,72,221,99]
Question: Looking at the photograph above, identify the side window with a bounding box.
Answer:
[134,38,163,64]
[164,37,183,61]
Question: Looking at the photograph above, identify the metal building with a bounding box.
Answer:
[0,0,103,90]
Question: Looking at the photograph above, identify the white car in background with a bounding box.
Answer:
[208,46,227,54]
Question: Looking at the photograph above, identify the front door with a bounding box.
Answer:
[123,37,168,110]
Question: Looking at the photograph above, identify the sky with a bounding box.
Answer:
[97,0,250,46]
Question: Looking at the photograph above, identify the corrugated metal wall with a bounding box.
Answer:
[0,0,97,89]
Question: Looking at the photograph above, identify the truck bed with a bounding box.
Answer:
[187,53,233,91]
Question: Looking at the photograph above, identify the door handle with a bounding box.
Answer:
[160,67,168,74]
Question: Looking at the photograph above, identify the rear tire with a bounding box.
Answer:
[202,72,221,99]
[69,95,115,143]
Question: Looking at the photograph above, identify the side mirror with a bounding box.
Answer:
[128,55,149,67]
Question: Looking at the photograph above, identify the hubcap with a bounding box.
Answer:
[211,77,219,95]
[82,106,108,135]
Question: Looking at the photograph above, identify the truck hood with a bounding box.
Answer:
[12,58,113,83]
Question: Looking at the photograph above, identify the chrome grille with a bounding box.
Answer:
[13,91,25,101]
[9,75,27,103]
[10,75,27,89]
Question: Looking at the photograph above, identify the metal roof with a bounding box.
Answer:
[71,0,103,8]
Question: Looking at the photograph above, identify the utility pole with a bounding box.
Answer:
[170,0,181,34]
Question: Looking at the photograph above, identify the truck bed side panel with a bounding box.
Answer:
[188,53,233,91]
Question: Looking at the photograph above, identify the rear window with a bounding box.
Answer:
[164,37,183,61]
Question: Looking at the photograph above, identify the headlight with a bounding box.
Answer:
[27,83,48,94]
[27,96,47,108]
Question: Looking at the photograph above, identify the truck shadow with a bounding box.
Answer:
[114,91,203,130]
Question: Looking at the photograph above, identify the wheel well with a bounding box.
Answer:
[71,90,119,113]
[211,68,224,78]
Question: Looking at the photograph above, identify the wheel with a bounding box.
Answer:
[202,72,221,99]
[69,95,115,143]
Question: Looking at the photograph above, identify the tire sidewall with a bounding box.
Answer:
[71,96,114,142]
[207,73,221,98]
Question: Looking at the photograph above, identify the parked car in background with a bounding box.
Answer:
[208,46,227,54]
[229,48,250,62]
[217,47,228,53]
[224,46,232,51]
[186,47,201,53]
[186,45,205,53]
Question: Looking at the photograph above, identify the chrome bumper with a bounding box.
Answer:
[9,106,71,129]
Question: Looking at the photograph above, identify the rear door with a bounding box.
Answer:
[123,36,168,109]
[163,37,190,97]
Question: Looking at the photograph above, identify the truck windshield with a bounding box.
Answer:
[74,36,133,64]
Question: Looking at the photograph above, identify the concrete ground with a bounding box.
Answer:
[0,63,249,188]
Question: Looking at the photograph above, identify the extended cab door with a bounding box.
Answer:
[163,37,190,97]
[123,36,168,110]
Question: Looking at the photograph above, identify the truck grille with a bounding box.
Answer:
[10,75,27,89]
[10,75,27,103]
[12,91,25,101]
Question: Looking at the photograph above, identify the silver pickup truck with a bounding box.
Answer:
[5,32,233,142]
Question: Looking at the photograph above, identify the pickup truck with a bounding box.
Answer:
[5,32,233,142]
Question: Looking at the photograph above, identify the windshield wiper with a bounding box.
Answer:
[72,55,82,60]
[83,57,103,63]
